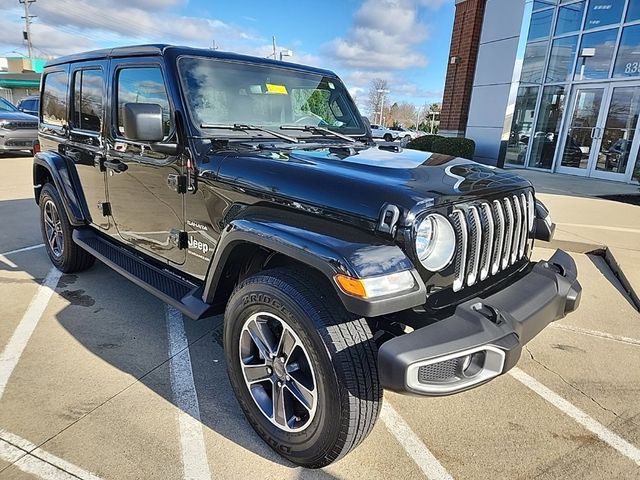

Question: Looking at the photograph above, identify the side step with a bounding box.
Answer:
[73,229,216,320]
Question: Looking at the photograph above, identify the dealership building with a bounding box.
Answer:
[440,0,640,184]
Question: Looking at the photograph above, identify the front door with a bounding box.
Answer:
[104,60,186,265]
[557,83,640,181]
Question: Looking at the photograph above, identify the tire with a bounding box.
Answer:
[224,267,382,468]
[404,135,412,142]
[39,183,95,273]
[383,133,393,142]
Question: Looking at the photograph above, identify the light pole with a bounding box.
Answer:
[377,89,389,126]
[415,106,422,130]
[279,49,293,61]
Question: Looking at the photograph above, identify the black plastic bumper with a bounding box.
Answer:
[378,249,581,396]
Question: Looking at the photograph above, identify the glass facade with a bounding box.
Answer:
[503,0,640,183]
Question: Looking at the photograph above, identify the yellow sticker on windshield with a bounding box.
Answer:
[266,83,288,94]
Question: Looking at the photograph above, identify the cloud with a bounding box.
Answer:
[323,0,429,70]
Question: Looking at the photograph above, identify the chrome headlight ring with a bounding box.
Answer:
[414,213,456,272]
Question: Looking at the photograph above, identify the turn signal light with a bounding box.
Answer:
[334,271,416,299]
[335,274,367,298]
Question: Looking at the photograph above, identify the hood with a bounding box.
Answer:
[213,144,532,227]
[0,111,38,122]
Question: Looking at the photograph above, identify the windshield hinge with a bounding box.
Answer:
[167,174,187,194]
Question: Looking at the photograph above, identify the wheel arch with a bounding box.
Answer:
[33,151,87,226]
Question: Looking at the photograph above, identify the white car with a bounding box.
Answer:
[370,124,399,142]
[391,127,423,142]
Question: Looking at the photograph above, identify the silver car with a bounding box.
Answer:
[0,97,38,154]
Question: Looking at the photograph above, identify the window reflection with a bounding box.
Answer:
[505,86,539,166]
[613,25,640,78]
[547,36,578,82]
[521,41,548,83]
[555,1,585,35]
[73,70,103,132]
[43,71,68,126]
[574,28,617,80]
[584,0,624,29]
[529,9,554,40]
[528,86,566,169]
[627,0,640,22]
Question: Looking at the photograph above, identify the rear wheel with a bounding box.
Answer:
[39,183,95,273]
[224,267,381,468]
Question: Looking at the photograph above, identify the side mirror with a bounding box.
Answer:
[362,117,373,138]
[123,103,165,142]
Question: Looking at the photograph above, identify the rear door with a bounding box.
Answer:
[66,62,110,230]
[104,58,186,265]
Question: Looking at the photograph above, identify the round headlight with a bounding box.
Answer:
[415,214,456,271]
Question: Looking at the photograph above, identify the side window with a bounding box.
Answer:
[72,69,104,132]
[42,71,69,126]
[116,67,171,139]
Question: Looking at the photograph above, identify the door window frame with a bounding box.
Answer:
[69,63,107,139]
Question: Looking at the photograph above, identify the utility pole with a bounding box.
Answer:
[272,36,277,59]
[19,0,37,60]
[377,89,389,126]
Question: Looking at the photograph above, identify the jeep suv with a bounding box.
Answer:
[34,45,581,468]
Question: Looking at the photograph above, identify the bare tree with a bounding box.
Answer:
[367,78,389,123]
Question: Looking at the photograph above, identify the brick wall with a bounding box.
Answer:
[439,0,486,137]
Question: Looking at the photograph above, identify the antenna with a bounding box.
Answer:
[19,0,37,60]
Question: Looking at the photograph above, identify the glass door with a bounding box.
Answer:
[590,85,640,181]
[556,86,607,176]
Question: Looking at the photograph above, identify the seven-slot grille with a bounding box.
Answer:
[449,190,534,292]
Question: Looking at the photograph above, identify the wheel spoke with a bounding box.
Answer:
[272,381,287,427]
[286,376,315,412]
[277,328,297,360]
[243,364,271,384]
[247,320,276,360]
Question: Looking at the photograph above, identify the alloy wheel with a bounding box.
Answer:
[43,199,64,258]
[239,312,318,432]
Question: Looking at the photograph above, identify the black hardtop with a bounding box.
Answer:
[44,44,336,77]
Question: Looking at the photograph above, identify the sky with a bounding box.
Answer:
[0,0,455,113]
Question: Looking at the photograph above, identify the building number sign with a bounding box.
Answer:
[625,62,640,74]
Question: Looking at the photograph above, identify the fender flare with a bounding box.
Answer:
[202,215,426,317]
[33,151,87,226]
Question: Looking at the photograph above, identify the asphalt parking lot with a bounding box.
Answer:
[1,153,639,479]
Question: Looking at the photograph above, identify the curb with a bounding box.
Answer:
[603,248,640,312]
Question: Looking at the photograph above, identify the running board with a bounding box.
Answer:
[73,229,215,320]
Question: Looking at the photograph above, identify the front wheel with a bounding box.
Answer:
[383,133,393,142]
[224,267,382,468]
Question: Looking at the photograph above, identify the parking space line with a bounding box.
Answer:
[0,266,62,399]
[380,401,454,480]
[551,323,640,347]
[510,367,640,467]
[166,305,213,480]
[0,429,103,480]
[0,243,45,257]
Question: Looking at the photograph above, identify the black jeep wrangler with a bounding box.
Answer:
[34,45,581,468]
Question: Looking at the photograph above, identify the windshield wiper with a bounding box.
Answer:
[200,123,299,143]
[280,125,356,143]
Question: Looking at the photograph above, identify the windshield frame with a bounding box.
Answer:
[175,54,367,139]
[0,97,19,112]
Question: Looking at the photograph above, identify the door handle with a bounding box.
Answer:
[590,127,596,139]
[94,154,106,172]
[104,159,128,173]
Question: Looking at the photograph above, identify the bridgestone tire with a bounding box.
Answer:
[39,183,95,273]
[224,267,382,468]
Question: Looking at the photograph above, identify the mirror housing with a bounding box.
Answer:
[361,117,373,139]
[123,103,164,142]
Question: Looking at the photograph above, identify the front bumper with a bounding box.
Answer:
[378,249,581,396]
[0,129,38,151]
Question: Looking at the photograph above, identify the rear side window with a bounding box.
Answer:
[42,71,69,126]
[72,69,104,132]
[116,67,171,138]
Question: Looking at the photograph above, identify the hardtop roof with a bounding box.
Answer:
[45,44,336,77]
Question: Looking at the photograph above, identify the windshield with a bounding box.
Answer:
[178,56,366,137]
[0,97,18,112]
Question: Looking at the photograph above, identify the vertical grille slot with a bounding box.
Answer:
[450,209,467,292]
[447,190,533,294]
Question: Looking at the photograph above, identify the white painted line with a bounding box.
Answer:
[551,323,640,347]
[0,267,62,399]
[166,305,212,480]
[510,367,640,466]
[556,223,640,234]
[0,429,103,480]
[0,243,45,257]
[380,401,453,480]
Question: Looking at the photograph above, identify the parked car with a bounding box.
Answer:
[370,123,399,141]
[0,97,38,154]
[16,95,39,116]
[391,126,421,142]
[34,44,581,469]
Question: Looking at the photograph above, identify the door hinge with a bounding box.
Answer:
[97,201,111,216]
[169,229,188,249]
[167,174,187,194]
